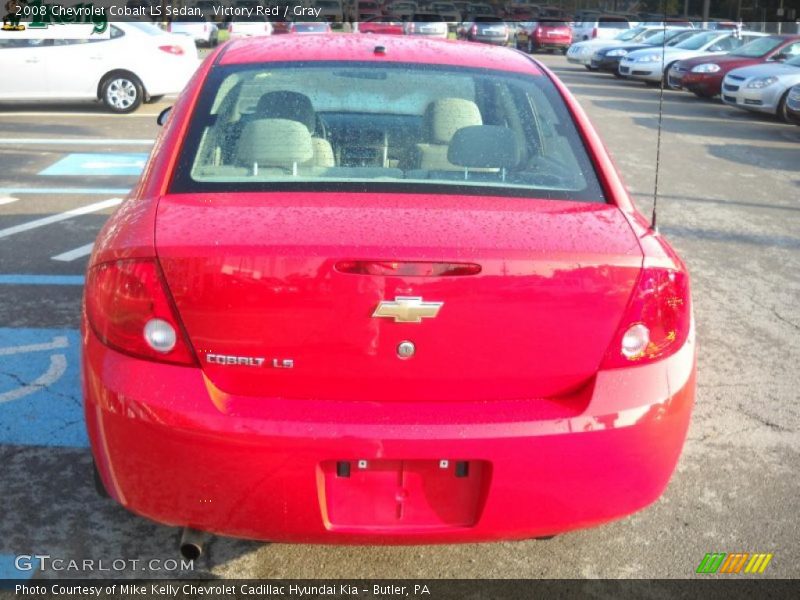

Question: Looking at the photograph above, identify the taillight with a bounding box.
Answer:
[600,267,691,369]
[158,45,184,55]
[85,259,196,366]
[591,27,598,38]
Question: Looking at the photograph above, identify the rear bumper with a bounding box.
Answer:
[84,326,696,544]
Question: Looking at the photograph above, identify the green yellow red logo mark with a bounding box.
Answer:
[697,553,773,574]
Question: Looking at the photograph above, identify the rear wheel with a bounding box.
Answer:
[101,73,143,114]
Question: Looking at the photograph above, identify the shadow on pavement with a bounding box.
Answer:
[0,445,260,579]
[707,143,800,171]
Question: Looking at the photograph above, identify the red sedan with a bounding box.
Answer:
[670,34,800,98]
[358,16,405,35]
[83,34,696,546]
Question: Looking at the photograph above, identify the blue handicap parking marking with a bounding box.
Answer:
[0,553,33,580]
[39,153,149,177]
[0,328,87,448]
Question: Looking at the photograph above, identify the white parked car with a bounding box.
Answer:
[619,30,766,85]
[571,16,631,43]
[168,16,219,46]
[567,26,670,68]
[405,13,449,38]
[722,54,800,121]
[228,1,274,39]
[0,22,199,113]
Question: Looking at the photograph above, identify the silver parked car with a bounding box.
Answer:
[721,54,800,122]
[405,13,449,38]
[461,16,510,46]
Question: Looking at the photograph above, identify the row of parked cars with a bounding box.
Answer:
[567,26,800,125]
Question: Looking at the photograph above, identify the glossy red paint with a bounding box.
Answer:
[83,35,696,543]
[676,35,800,97]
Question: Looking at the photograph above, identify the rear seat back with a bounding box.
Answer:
[237,118,314,173]
[409,98,483,171]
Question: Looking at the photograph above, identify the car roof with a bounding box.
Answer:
[219,34,542,75]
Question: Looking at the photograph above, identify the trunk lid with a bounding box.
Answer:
[156,193,642,401]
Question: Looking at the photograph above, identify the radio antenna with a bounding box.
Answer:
[651,1,669,233]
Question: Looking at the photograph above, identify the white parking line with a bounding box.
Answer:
[0,335,69,356]
[0,112,161,118]
[0,354,67,404]
[51,242,94,262]
[0,196,18,205]
[0,138,153,145]
[0,198,122,240]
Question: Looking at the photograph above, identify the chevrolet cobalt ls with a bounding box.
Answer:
[83,35,696,544]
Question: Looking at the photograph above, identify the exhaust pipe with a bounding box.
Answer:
[179,527,208,561]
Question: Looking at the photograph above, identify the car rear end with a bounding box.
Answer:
[167,19,216,46]
[468,18,509,45]
[575,17,630,42]
[84,37,695,543]
[289,22,333,34]
[405,14,448,39]
[526,20,572,53]
[228,18,274,39]
[121,23,200,98]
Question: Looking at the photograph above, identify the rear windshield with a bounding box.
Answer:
[171,62,605,202]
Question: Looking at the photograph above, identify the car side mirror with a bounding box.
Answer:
[771,53,789,62]
[157,106,172,127]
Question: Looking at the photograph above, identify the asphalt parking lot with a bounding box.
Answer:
[0,51,798,580]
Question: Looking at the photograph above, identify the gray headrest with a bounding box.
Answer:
[255,91,316,133]
[424,98,483,144]
[237,118,314,167]
[447,126,521,169]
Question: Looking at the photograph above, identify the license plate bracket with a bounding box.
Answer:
[319,459,490,530]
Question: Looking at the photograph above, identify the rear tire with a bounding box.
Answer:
[101,73,143,114]
[92,461,109,499]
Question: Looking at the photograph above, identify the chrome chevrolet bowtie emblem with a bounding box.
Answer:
[372,296,443,323]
